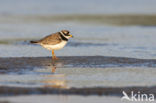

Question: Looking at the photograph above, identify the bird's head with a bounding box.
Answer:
[60,30,73,39]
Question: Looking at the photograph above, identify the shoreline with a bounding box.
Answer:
[0,56,156,70]
[0,56,156,97]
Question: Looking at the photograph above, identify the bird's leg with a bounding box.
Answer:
[51,51,56,73]
[52,50,54,60]
[52,50,58,60]
[52,50,55,60]
[54,51,59,60]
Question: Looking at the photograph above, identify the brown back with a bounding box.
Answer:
[39,32,62,45]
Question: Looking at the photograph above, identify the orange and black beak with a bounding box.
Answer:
[69,34,73,38]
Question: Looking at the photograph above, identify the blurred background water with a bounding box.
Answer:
[0,0,156,59]
[0,0,156,14]
[1,0,156,98]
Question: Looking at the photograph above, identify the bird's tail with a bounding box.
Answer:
[30,40,40,44]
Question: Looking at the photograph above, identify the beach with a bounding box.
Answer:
[0,0,156,102]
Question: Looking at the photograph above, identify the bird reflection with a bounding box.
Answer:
[51,63,56,73]
[43,76,68,88]
[41,59,68,89]
[51,59,58,73]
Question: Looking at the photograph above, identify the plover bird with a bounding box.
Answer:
[30,30,73,60]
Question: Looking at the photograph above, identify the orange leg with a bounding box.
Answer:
[52,50,58,60]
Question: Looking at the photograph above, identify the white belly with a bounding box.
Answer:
[41,41,67,50]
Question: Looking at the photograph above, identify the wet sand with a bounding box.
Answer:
[1,14,156,26]
[0,56,156,96]
[1,0,156,102]
[0,85,156,96]
[1,56,156,71]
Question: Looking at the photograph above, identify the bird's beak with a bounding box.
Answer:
[69,34,73,38]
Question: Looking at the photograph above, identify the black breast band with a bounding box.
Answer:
[59,32,68,41]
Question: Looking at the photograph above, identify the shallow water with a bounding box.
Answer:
[0,95,122,103]
[0,56,156,88]
[1,67,156,88]
[0,24,156,59]
[0,1,156,59]
[0,0,156,101]
[0,0,156,14]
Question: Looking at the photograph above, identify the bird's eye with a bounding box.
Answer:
[64,32,69,36]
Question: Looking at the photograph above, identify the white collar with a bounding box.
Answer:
[60,31,68,39]
[60,31,65,36]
